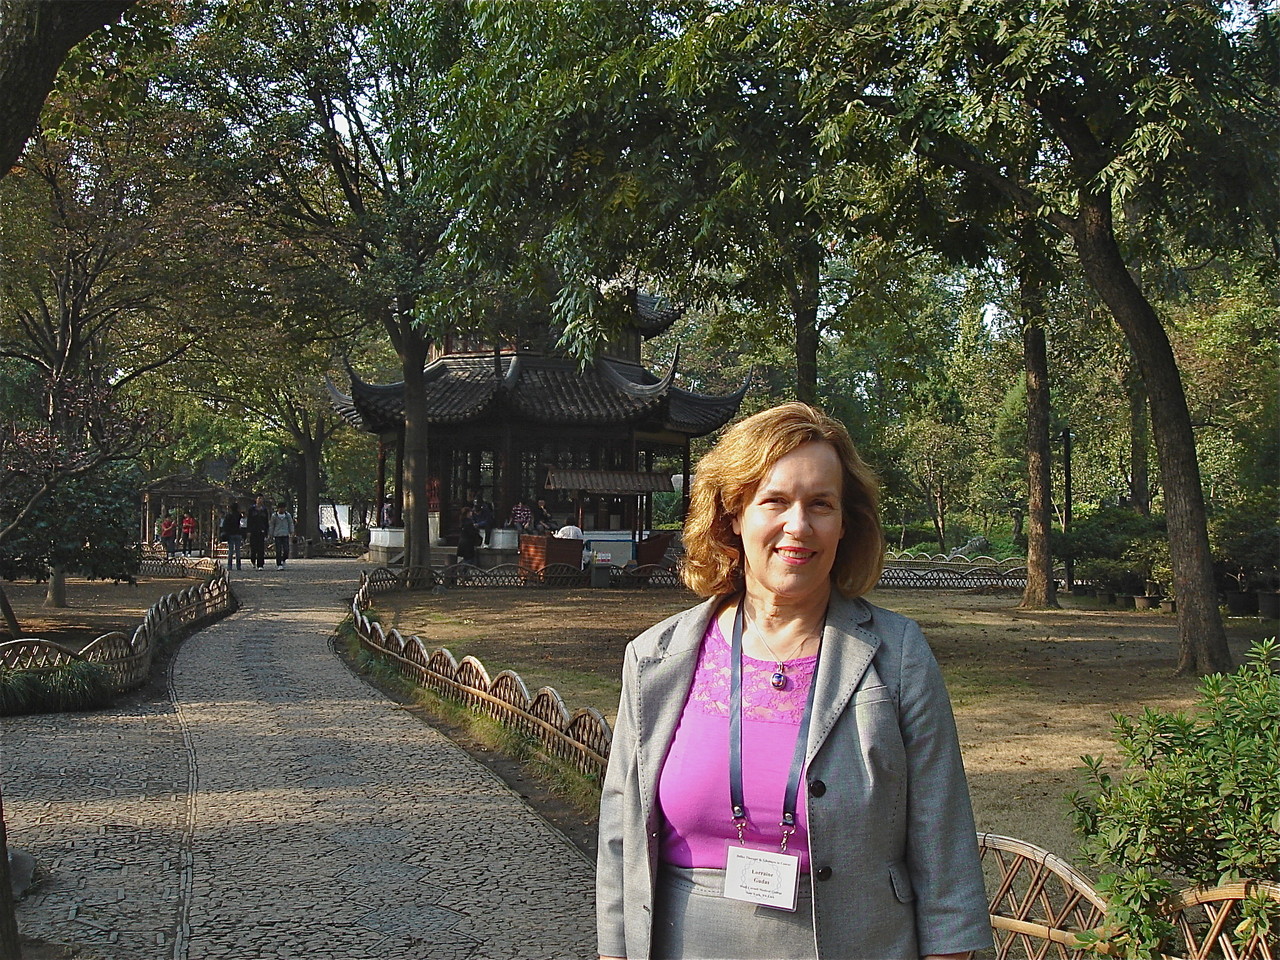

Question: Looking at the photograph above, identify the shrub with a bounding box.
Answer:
[1059,507,1165,593]
[1211,488,1280,591]
[1070,638,1280,957]
[0,659,114,715]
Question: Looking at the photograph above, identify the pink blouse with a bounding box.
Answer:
[657,617,817,873]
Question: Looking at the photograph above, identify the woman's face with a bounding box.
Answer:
[731,441,845,607]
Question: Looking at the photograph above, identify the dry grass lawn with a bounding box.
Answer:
[371,584,1275,867]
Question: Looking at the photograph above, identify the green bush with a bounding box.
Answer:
[1211,488,1280,591]
[0,660,114,715]
[1070,639,1280,957]
[1059,507,1165,593]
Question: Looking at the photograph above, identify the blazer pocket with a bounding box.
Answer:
[851,683,892,705]
[888,860,915,903]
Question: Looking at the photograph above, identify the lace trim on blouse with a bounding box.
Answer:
[686,616,818,724]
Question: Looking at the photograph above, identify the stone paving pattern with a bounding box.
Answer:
[2,559,597,959]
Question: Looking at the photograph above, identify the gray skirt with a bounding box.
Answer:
[651,864,818,960]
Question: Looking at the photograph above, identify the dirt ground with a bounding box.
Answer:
[9,575,1274,876]
[0,576,196,650]
[374,585,1276,869]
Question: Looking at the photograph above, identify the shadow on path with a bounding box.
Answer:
[4,559,595,960]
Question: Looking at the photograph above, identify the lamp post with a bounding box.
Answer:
[1054,427,1074,590]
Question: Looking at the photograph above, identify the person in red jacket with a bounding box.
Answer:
[160,515,178,558]
[180,512,197,556]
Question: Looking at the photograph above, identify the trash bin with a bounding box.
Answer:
[590,561,611,588]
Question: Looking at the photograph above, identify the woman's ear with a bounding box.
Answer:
[730,514,741,537]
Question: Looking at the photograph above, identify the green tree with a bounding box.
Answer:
[174,2,458,566]
[0,465,142,609]
[0,0,140,172]
[795,0,1280,675]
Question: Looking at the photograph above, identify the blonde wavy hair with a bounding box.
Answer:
[681,402,885,599]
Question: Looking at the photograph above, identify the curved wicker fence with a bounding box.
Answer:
[351,567,614,780]
[878,553,1064,589]
[979,833,1280,959]
[363,561,681,590]
[0,557,234,694]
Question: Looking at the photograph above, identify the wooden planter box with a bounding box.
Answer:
[519,534,584,572]
[1225,590,1259,616]
[1259,592,1280,620]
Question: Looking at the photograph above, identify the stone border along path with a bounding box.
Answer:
[2,558,597,959]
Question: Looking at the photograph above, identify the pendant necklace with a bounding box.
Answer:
[747,612,802,691]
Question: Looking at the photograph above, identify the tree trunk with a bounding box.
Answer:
[0,786,20,960]
[297,427,325,543]
[789,246,822,405]
[930,486,946,552]
[0,0,136,176]
[43,564,66,608]
[1074,191,1231,675]
[400,333,431,569]
[1127,351,1151,515]
[1020,317,1059,609]
[0,583,20,638]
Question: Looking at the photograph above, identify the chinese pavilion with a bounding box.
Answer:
[327,294,748,544]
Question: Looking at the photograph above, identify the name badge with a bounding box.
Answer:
[722,844,800,911]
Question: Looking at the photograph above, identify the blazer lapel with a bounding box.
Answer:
[633,596,719,826]
[807,593,879,762]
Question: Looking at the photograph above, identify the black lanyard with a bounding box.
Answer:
[729,598,821,853]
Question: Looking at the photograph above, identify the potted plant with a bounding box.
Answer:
[1122,536,1168,609]
[1076,560,1139,605]
[1058,507,1163,607]
[1211,491,1280,617]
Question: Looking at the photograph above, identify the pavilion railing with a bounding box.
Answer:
[350,567,614,780]
[0,557,235,694]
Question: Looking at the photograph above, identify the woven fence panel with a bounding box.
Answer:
[0,638,81,671]
[351,570,615,779]
[2,563,233,694]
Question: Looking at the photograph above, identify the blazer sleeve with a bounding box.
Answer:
[596,641,639,958]
[898,621,994,956]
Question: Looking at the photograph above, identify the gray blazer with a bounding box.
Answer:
[596,592,993,960]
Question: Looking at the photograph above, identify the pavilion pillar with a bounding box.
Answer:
[375,438,388,527]
[141,492,151,545]
[644,449,654,534]
[501,421,517,519]
[682,438,691,522]
[393,427,404,526]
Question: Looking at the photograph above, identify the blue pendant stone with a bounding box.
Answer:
[770,670,787,690]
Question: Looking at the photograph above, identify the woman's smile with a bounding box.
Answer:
[732,441,845,606]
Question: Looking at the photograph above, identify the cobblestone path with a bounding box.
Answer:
[2,559,597,959]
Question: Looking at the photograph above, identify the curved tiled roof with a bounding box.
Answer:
[632,290,683,338]
[328,349,744,439]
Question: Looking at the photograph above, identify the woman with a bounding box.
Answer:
[267,502,295,567]
[220,502,244,571]
[596,403,991,960]
[160,514,178,558]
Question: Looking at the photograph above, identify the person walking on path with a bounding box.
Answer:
[268,502,295,567]
[245,495,271,569]
[180,512,197,556]
[2,559,596,959]
[160,514,178,558]
[220,502,244,570]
